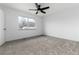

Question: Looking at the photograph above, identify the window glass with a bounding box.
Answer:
[18,16,36,30]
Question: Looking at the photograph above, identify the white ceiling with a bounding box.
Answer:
[0,3,55,16]
[0,3,79,16]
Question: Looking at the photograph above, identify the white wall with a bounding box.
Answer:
[0,6,43,41]
[44,4,79,41]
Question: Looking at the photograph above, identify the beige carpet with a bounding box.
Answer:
[0,35,79,55]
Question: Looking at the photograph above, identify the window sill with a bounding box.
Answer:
[19,27,36,30]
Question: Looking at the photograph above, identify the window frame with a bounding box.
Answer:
[18,16,36,30]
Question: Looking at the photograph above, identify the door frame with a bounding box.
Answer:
[0,9,5,46]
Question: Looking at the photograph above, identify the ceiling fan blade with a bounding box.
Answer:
[35,3,39,8]
[35,3,41,8]
[41,6,50,10]
[29,9,37,11]
[35,3,38,6]
[40,10,46,14]
[36,11,38,14]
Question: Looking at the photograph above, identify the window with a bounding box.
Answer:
[18,16,36,30]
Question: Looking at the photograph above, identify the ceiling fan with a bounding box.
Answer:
[29,3,50,14]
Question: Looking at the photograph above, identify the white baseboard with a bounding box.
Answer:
[6,34,43,42]
[45,34,79,42]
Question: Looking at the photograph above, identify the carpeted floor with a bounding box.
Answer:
[0,35,79,55]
